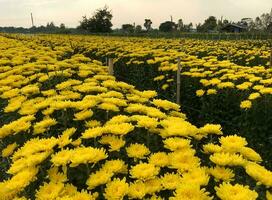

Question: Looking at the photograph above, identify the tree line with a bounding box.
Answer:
[0,6,272,34]
[0,22,71,34]
[77,6,272,33]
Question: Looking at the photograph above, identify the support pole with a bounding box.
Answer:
[108,58,114,75]
[176,57,181,105]
[227,47,230,60]
[270,49,272,68]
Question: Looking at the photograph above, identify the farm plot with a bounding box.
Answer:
[0,35,272,199]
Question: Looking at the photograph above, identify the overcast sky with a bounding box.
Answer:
[0,0,271,28]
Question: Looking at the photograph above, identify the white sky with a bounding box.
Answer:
[0,0,271,28]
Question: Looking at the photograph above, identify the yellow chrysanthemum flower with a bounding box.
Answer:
[240,100,252,109]
[104,178,129,200]
[130,163,159,180]
[215,183,258,200]
[170,184,212,200]
[207,166,235,181]
[126,143,150,159]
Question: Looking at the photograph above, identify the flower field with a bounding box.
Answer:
[0,34,272,200]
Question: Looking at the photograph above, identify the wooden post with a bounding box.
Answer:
[226,45,230,60]
[108,58,114,75]
[270,49,272,68]
[176,57,181,105]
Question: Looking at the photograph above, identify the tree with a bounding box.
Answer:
[159,21,177,32]
[250,9,272,32]
[217,18,229,31]
[255,16,263,30]
[198,16,217,32]
[144,19,152,31]
[122,24,134,33]
[78,6,113,33]
[196,23,202,32]
[260,13,272,30]
[60,23,66,29]
[177,19,184,31]
[78,16,89,30]
[45,22,58,32]
[268,22,272,33]
[183,22,193,32]
[135,25,142,33]
[46,22,56,29]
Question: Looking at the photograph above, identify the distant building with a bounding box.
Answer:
[221,24,247,33]
[189,28,197,33]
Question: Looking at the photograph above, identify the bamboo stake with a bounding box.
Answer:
[270,49,272,68]
[227,46,230,60]
[176,57,181,105]
[108,58,114,75]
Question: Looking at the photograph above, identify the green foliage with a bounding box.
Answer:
[144,19,152,31]
[121,24,135,33]
[159,21,177,32]
[197,16,218,32]
[78,6,113,33]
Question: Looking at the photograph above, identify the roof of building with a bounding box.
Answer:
[222,23,247,30]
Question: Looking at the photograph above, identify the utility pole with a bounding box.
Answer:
[31,13,34,27]
[170,15,173,22]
